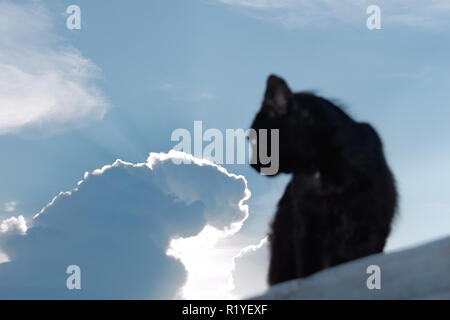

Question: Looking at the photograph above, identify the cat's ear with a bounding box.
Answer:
[263,74,293,117]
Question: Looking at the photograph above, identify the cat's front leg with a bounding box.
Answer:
[267,182,298,286]
[267,212,297,286]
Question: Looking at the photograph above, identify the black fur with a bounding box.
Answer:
[249,75,397,286]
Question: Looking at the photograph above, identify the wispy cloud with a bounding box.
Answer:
[2,201,17,213]
[220,0,297,9]
[154,82,216,102]
[0,1,110,136]
[218,0,450,28]
[155,82,176,91]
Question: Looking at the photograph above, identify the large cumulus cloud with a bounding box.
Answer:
[0,151,249,299]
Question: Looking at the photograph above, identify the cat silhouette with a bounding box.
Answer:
[249,75,397,285]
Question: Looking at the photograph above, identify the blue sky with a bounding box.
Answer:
[1,0,450,298]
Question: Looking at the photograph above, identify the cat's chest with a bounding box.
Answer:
[288,172,343,209]
[291,172,322,193]
[285,172,343,224]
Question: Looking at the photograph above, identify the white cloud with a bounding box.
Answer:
[231,237,269,298]
[0,215,28,235]
[0,1,110,136]
[218,0,450,28]
[0,151,250,299]
[0,215,28,264]
[3,201,17,213]
[0,252,8,264]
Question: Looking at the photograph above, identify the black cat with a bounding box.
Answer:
[249,75,397,286]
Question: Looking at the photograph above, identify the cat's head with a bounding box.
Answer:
[249,75,353,176]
